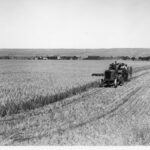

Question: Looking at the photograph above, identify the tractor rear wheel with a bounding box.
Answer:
[114,79,118,88]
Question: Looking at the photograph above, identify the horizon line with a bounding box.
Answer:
[0,48,150,50]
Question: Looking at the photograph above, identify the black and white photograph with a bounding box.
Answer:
[0,0,150,146]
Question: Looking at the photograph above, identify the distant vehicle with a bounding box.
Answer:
[92,61,132,88]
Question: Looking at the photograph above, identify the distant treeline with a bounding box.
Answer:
[0,55,149,61]
[0,56,80,60]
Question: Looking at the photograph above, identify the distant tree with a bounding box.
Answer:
[131,57,136,61]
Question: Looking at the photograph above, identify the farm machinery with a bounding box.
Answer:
[92,61,132,88]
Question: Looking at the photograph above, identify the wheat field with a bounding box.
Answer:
[0,59,150,116]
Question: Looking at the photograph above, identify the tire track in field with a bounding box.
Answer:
[123,73,150,118]
[127,88,150,118]
[118,87,146,117]
[5,86,142,144]
[105,84,150,145]
[117,73,150,121]
[106,78,150,130]
[113,90,145,127]
[19,86,142,143]
[54,86,141,134]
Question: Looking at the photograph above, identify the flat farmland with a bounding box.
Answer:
[0,60,106,105]
[0,59,150,116]
[1,59,150,145]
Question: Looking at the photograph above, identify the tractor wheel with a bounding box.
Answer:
[130,67,133,78]
[114,79,118,88]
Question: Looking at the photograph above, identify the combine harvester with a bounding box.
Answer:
[92,61,132,88]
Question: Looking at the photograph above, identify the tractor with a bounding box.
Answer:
[92,61,132,88]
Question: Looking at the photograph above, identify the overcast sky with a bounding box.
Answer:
[0,0,150,48]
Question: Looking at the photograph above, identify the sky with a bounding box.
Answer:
[0,0,150,48]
